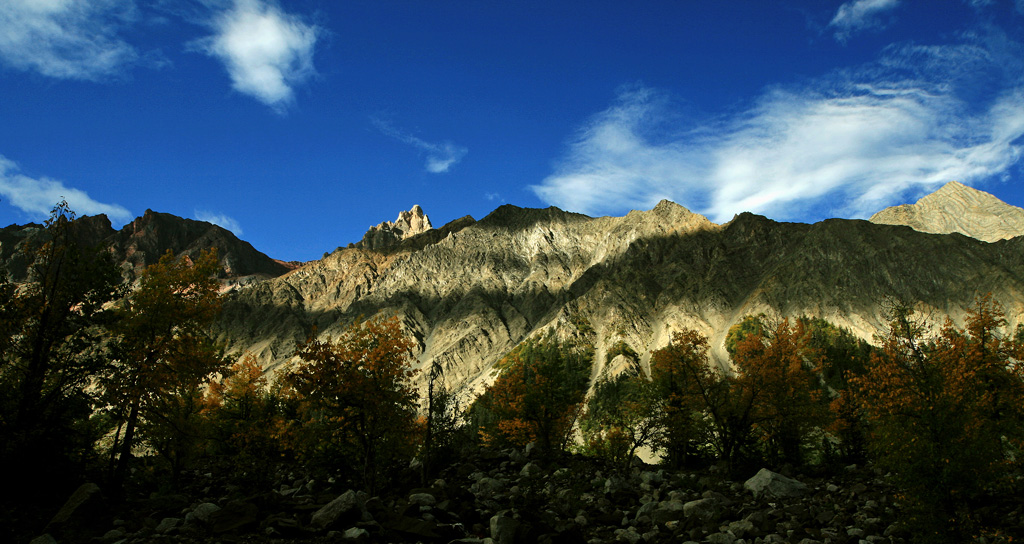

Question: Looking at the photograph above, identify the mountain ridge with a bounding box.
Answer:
[869,181,1024,242]
[213,192,1024,400]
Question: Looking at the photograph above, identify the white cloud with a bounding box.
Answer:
[195,210,243,236]
[531,35,1024,224]
[0,156,132,223]
[196,0,318,111]
[373,118,469,174]
[0,0,139,80]
[828,0,900,42]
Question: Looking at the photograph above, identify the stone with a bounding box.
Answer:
[29,535,58,544]
[650,500,685,524]
[155,517,181,534]
[520,462,542,477]
[409,492,437,507]
[706,532,736,544]
[682,498,721,523]
[48,483,102,526]
[727,519,756,538]
[490,511,524,544]
[211,500,260,533]
[311,490,364,530]
[343,527,370,540]
[186,502,221,525]
[743,469,808,500]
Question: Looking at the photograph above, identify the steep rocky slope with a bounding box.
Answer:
[0,209,294,283]
[869,181,1024,242]
[216,199,1024,398]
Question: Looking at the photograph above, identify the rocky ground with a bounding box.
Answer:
[34,444,1012,544]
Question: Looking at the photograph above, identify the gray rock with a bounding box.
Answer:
[743,469,807,500]
[29,535,58,544]
[186,502,221,525]
[409,492,436,506]
[155,517,181,534]
[650,500,685,524]
[520,462,542,477]
[311,490,364,530]
[727,519,756,538]
[490,511,523,544]
[48,483,102,526]
[343,526,370,540]
[682,498,721,523]
[706,532,736,544]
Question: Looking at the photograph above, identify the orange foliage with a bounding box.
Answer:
[851,296,1024,538]
[731,318,825,465]
[289,316,419,488]
[479,337,590,453]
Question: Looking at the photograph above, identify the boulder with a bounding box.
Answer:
[743,469,808,500]
[311,490,364,530]
[683,498,721,523]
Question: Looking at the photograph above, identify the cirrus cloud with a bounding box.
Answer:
[195,209,243,236]
[0,155,132,223]
[372,117,469,174]
[828,0,901,43]
[531,32,1024,224]
[0,0,139,80]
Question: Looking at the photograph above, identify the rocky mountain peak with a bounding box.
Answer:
[358,205,434,250]
[869,181,1024,242]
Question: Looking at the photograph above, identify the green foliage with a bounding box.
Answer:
[724,314,767,356]
[288,316,420,491]
[0,201,123,478]
[649,329,732,469]
[580,363,661,467]
[605,339,639,365]
[852,296,1024,541]
[730,318,827,466]
[474,334,591,454]
[103,248,227,485]
[204,354,290,488]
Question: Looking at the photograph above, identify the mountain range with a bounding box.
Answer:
[4,182,1024,397]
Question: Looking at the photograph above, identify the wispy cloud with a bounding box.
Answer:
[195,0,318,111]
[195,209,243,236]
[828,0,900,42]
[531,32,1024,224]
[372,118,468,174]
[0,155,132,223]
[0,0,139,80]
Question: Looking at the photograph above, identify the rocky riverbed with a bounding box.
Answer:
[33,444,992,544]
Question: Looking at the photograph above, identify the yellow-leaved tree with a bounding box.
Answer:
[288,316,419,491]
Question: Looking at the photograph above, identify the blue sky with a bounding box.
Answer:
[1,0,1023,261]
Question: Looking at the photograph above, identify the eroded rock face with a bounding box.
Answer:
[869,181,1024,242]
[215,197,1024,400]
[0,209,294,283]
[358,205,434,250]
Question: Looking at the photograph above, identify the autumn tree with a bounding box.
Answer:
[475,334,591,454]
[0,202,123,537]
[288,316,419,491]
[103,248,226,486]
[853,297,1024,541]
[730,318,825,466]
[581,360,662,468]
[421,357,463,483]
[0,202,123,467]
[648,329,714,468]
[204,354,287,487]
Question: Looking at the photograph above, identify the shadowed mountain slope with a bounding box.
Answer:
[215,198,1024,397]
